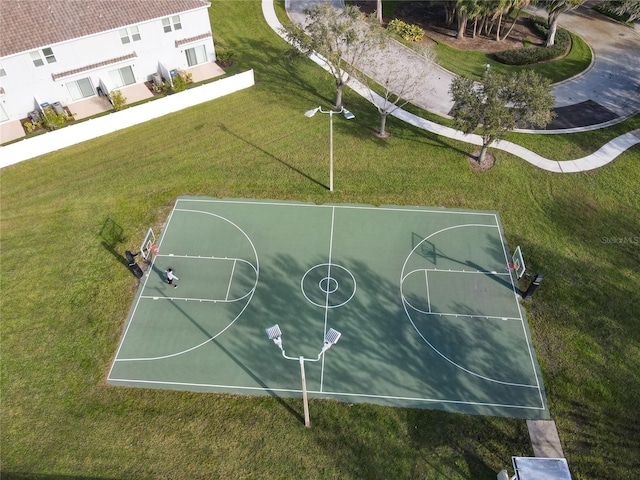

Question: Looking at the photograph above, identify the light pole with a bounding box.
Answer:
[304,106,355,192]
[265,324,342,428]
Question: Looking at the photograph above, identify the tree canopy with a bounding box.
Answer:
[449,70,556,164]
[281,3,382,108]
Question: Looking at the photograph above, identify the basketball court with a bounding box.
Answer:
[107,197,549,419]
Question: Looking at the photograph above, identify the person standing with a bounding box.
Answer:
[165,268,179,288]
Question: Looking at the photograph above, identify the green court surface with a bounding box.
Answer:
[108,197,549,419]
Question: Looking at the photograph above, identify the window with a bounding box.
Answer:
[30,51,44,67]
[120,26,141,44]
[162,15,182,33]
[108,66,135,88]
[30,48,56,67]
[185,45,207,67]
[66,77,94,101]
[42,48,56,64]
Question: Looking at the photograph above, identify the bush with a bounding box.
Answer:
[171,74,188,93]
[109,89,127,111]
[24,121,40,133]
[216,47,234,66]
[493,18,570,66]
[40,106,71,130]
[387,19,425,42]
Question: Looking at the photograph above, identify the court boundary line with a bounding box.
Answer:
[320,206,336,393]
[107,377,547,412]
[110,198,547,413]
[176,198,502,218]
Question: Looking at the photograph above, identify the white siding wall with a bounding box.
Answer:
[0,7,214,122]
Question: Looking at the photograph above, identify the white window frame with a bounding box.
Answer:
[120,26,141,44]
[185,45,207,67]
[162,15,182,33]
[30,51,44,67]
[66,77,94,101]
[30,48,56,67]
[108,65,135,88]
[42,47,56,64]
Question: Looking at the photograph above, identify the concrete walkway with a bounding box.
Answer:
[275,0,639,172]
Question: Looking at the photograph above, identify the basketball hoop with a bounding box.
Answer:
[149,244,160,255]
[506,261,519,272]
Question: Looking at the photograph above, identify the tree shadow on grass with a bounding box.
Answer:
[218,123,329,190]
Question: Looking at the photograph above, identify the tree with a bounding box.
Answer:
[356,42,436,137]
[599,0,640,21]
[449,70,555,165]
[499,0,531,41]
[537,0,585,47]
[281,3,382,108]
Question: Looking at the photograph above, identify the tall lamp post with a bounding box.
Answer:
[304,106,355,192]
[265,324,342,428]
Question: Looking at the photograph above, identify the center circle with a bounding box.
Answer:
[301,263,356,309]
[319,277,339,294]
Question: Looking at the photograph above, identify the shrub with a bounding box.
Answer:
[109,89,127,111]
[171,74,188,93]
[387,19,425,42]
[216,47,234,66]
[40,106,71,130]
[24,121,40,133]
[493,18,570,65]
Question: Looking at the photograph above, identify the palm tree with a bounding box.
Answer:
[500,0,531,41]
[538,0,585,47]
[456,0,481,39]
[599,0,640,21]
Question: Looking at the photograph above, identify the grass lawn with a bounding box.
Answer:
[1,1,639,479]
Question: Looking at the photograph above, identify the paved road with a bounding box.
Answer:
[530,1,640,129]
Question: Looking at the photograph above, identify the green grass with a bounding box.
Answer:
[1,1,639,479]
[431,30,592,82]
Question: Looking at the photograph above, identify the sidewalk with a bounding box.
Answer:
[274,0,639,171]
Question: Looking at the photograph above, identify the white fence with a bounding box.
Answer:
[0,69,255,168]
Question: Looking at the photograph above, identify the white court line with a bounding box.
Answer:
[320,206,336,393]
[139,294,252,303]
[226,259,237,301]
[402,297,521,321]
[176,198,501,217]
[403,267,512,279]
[107,377,546,411]
[425,269,431,313]
[110,206,260,364]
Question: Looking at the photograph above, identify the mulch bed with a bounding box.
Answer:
[355,0,546,53]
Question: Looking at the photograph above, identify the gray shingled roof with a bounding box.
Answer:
[0,0,210,58]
